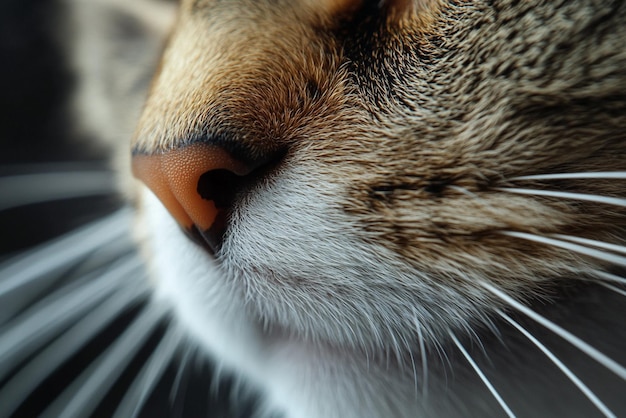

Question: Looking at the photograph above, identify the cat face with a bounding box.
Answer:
[132,0,626,354]
[3,1,625,417]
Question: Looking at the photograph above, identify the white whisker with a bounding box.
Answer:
[0,257,142,379]
[552,234,626,255]
[170,344,194,405]
[498,311,616,418]
[210,361,224,399]
[480,281,626,381]
[592,270,626,286]
[512,172,626,181]
[600,282,626,298]
[431,335,451,383]
[0,208,132,309]
[40,302,168,418]
[449,332,516,418]
[496,188,626,207]
[0,279,149,417]
[407,344,419,400]
[413,313,428,399]
[0,237,136,326]
[0,171,115,211]
[113,326,184,418]
[501,231,626,267]
[385,321,404,371]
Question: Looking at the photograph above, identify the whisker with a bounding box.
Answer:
[599,282,626,298]
[480,281,626,381]
[0,256,142,379]
[0,208,132,310]
[0,171,115,211]
[512,172,626,181]
[498,311,616,418]
[449,332,516,418]
[385,321,405,371]
[500,231,626,267]
[113,326,184,418]
[495,188,626,207]
[552,234,626,256]
[407,344,419,400]
[209,361,224,400]
[170,344,194,405]
[431,333,451,384]
[0,279,149,417]
[40,302,169,418]
[587,270,626,297]
[591,270,626,286]
[413,312,428,399]
[400,329,419,400]
[0,238,136,326]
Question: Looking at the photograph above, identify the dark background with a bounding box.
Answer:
[0,0,118,256]
[0,1,257,416]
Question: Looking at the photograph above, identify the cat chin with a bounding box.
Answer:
[139,188,432,418]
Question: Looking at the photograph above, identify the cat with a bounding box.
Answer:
[1,0,626,417]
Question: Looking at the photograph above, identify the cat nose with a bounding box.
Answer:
[131,143,254,253]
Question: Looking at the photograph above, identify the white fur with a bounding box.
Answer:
[139,161,493,417]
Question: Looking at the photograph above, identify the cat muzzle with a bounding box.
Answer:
[132,144,253,253]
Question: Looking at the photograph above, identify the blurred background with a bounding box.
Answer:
[0,0,258,416]
[0,0,118,256]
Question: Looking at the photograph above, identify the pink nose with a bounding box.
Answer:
[132,143,253,251]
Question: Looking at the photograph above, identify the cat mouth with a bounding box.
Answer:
[184,219,227,255]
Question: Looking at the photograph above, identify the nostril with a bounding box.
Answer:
[132,143,258,254]
[197,169,243,210]
[195,168,247,253]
